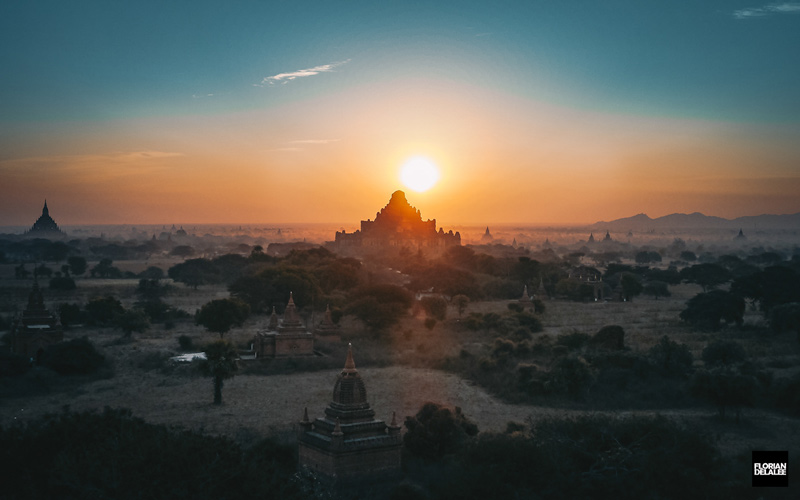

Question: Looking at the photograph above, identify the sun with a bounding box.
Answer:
[399,156,440,192]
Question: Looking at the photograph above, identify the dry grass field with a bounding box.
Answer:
[2,270,799,465]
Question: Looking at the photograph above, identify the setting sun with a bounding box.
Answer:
[399,156,440,192]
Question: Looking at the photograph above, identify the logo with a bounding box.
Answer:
[752,451,788,487]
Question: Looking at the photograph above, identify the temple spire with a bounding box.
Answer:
[344,343,356,372]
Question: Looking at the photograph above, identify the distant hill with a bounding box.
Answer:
[590,212,800,231]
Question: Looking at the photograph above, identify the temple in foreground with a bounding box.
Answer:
[298,345,402,482]
[334,190,460,255]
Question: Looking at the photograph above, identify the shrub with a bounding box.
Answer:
[41,337,105,375]
[556,331,590,351]
[589,325,625,351]
[404,402,479,460]
[0,351,31,376]
[648,335,693,377]
[691,367,758,421]
[702,340,746,367]
[49,276,76,291]
[543,356,594,398]
[178,335,194,351]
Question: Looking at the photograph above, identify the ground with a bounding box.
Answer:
[1,267,799,468]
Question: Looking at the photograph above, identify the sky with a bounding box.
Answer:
[1,1,799,226]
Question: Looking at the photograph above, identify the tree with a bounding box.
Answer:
[648,335,693,377]
[403,402,479,460]
[769,302,800,343]
[452,294,470,317]
[702,340,747,367]
[691,367,758,422]
[67,256,87,276]
[168,258,221,289]
[680,263,731,292]
[620,272,643,301]
[642,280,670,300]
[420,296,448,321]
[90,258,122,279]
[85,296,124,326]
[170,245,196,259]
[346,284,413,332]
[680,290,744,331]
[196,298,250,339]
[199,340,239,405]
[115,309,150,338]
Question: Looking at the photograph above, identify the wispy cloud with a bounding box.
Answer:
[255,60,351,86]
[0,151,184,178]
[192,93,215,99]
[733,2,800,19]
[288,139,340,145]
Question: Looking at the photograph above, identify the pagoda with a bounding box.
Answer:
[10,281,63,362]
[334,190,460,254]
[298,345,402,481]
[252,293,314,358]
[25,200,64,237]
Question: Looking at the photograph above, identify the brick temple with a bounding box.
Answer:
[252,293,314,358]
[298,345,402,481]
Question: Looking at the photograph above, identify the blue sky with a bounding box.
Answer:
[1,1,799,224]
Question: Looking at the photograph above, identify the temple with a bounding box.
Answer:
[298,345,402,481]
[25,200,64,237]
[10,281,64,362]
[334,191,460,255]
[252,293,315,357]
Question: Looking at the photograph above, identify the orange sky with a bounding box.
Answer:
[2,79,799,227]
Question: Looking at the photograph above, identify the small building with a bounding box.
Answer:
[252,294,314,358]
[315,304,341,339]
[298,345,402,482]
[10,281,63,362]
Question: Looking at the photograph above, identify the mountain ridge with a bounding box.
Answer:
[590,212,800,231]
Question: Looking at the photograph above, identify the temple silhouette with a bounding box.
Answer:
[25,200,64,237]
[334,190,460,254]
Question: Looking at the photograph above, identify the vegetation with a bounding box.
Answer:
[196,298,250,339]
[198,340,239,405]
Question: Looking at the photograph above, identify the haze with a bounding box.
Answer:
[1,1,799,226]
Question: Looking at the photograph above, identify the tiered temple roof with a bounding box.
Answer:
[298,345,402,481]
[334,190,460,253]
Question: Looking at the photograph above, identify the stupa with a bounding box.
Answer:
[298,345,402,481]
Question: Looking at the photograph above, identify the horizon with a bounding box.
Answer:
[2,2,799,226]
[5,194,800,231]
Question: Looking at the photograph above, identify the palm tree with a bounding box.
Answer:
[199,340,239,405]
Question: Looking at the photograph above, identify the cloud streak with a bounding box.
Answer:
[288,139,340,144]
[255,60,350,86]
[733,2,800,19]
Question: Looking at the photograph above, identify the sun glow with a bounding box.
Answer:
[399,156,440,192]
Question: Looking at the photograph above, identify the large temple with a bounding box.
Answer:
[10,281,64,362]
[334,190,460,254]
[25,200,64,237]
[298,345,402,481]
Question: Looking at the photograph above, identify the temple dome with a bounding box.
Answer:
[332,345,367,406]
